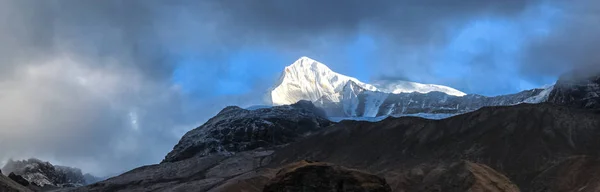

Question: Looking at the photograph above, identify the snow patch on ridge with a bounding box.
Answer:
[341,81,361,117]
[372,80,466,97]
[329,112,456,122]
[524,85,554,104]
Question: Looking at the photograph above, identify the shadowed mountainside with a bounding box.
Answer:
[60,102,600,192]
[269,103,600,191]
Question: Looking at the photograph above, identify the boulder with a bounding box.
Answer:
[8,173,29,187]
[263,160,391,192]
[418,161,520,192]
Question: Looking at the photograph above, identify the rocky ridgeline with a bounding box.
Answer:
[317,79,552,118]
[548,72,600,110]
[319,72,600,119]
[162,100,333,163]
[2,158,87,188]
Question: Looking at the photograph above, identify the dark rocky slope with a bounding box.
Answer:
[2,158,88,189]
[270,103,600,191]
[415,161,519,192]
[60,150,276,192]
[8,173,30,187]
[529,156,600,192]
[163,100,332,163]
[548,72,600,110]
[0,173,32,192]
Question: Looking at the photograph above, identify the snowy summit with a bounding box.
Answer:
[269,56,466,106]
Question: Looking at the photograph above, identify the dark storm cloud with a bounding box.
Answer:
[0,0,174,79]
[206,0,599,94]
[521,0,600,80]
[205,0,538,50]
[219,1,526,33]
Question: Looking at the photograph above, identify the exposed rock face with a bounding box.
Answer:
[8,173,29,187]
[55,166,86,186]
[0,173,32,192]
[162,100,332,163]
[2,158,88,188]
[263,160,391,192]
[548,72,600,110]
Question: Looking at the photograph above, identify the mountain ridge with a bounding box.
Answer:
[54,59,600,192]
[58,71,600,191]
[162,100,332,163]
[270,57,553,119]
[60,102,600,192]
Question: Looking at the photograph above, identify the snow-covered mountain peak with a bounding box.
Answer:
[270,57,375,105]
[288,56,328,70]
[270,57,466,106]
